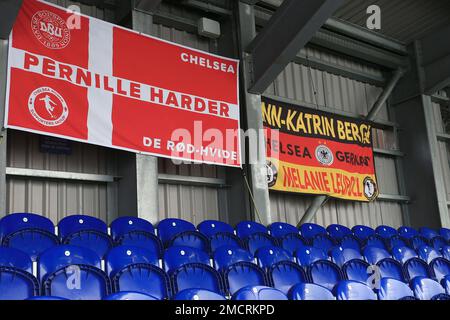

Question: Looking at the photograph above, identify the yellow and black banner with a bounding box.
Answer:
[263,97,379,202]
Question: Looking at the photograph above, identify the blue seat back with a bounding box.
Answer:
[112,263,170,299]
[115,231,163,258]
[288,283,335,300]
[443,246,450,260]
[299,223,327,240]
[431,236,448,252]
[342,259,371,284]
[0,267,39,300]
[378,278,415,300]
[365,234,387,250]
[197,220,234,237]
[411,235,429,250]
[419,227,439,240]
[417,245,442,263]
[157,218,196,245]
[62,230,113,259]
[255,246,292,269]
[58,215,107,239]
[430,258,450,282]
[326,224,352,240]
[268,261,307,295]
[339,235,361,251]
[232,286,287,300]
[375,225,397,239]
[235,221,267,239]
[269,222,299,239]
[352,225,375,242]
[392,246,418,264]
[104,291,158,300]
[335,280,377,300]
[174,289,226,300]
[440,228,450,241]
[38,245,101,281]
[105,245,159,277]
[330,247,362,267]
[377,258,406,282]
[210,232,243,252]
[411,276,447,300]
[168,231,210,252]
[0,213,54,239]
[397,226,418,239]
[213,246,254,271]
[386,235,408,251]
[163,246,210,273]
[311,234,336,253]
[294,245,328,267]
[0,247,33,273]
[363,246,391,265]
[110,216,155,240]
[224,262,267,295]
[308,260,342,291]
[280,234,308,255]
[171,263,224,295]
[245,233,277,255]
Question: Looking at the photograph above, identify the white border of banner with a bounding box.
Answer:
[4,0,242,168]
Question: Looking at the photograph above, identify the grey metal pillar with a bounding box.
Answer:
[238,2,272,225]
[132,10,159,223]
[298,195,328,225]
[0,39,8,217]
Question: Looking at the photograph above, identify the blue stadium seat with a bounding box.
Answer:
[326,224,352,241]
[279,233,308,255]
[0,213,59,261]
[235,221,268,239]
[363,246,391,265]
[163,246,210,273]
[386,235,408,251]
[411,235,429,250]
[364,234,387,250]
[311,234,336,253]
[429,257,450,282]
[351,225,375,242]
[443,246,450,260]
[171,263,224,296]
[62,230,113,259]
[104,291,159,300]
[329,247,362,267]
[397,226,419,239]
[0,267,39,300]
[0,247,33,274]
[255,246,293,269]
[342,259,371,285]
[376,258,406,282]
[157,218,196,246]
[308,260,343,291]
[213,246,254,272]
[411,276,450,300]
[403,257,433,282]
[209,232,243,252]
[294,245,328,267]
[39,245,111,300]
[441,275,450,295]
[339,234,361,251]
[58,215,107,239]
[378,278,415,300]
[392,246,418,264]
[197,220,234,237]
[299,223,327,240]
[268,261,307,295]
[419,227,440,240]
[268,222,299,239]
[173,288,226,300]
[115,231,163,258]
[431,236,448,252]
[375,225,398,239]
[244,233,277,255]
[168,231,210,252]
[110,216,155,240]
[417,245,442,263]
[440,228,450,242]
[105,245,159,277]
[288,283,335,300]
[223,261,267,296]
[335,280,377,300]
[232,285,287,300]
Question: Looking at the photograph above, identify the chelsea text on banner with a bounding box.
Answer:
[5,0,241,167]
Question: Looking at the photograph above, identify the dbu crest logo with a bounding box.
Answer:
[31,10,71,49]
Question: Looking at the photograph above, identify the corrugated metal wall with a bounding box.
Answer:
[266,46,405,228]
[4,0,119,224]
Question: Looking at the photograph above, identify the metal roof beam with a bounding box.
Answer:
[0,0,23,39]
[246,0,344,94]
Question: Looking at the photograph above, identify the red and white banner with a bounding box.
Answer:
[5,0,241,167]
